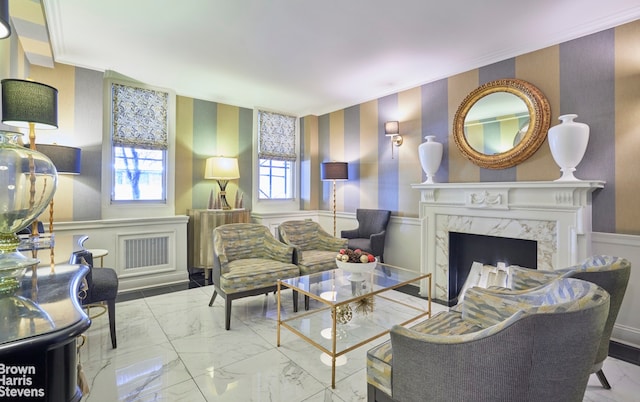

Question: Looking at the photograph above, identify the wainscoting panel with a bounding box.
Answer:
[50,216,189,292]
[592,231,640,349]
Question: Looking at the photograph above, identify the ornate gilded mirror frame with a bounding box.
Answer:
[453,78,551,169]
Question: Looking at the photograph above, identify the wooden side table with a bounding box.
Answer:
[187,209,251,282]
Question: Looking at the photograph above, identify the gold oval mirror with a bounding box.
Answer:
[453,78,551,169]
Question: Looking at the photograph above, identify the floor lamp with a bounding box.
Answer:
[36,144,81,272]
[321,162,348,237]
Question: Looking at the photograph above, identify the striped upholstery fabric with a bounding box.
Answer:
[214,224,299,294]
[366,277,608,400]
[278,220,348,275]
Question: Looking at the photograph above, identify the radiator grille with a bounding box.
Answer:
[124,236,169,269]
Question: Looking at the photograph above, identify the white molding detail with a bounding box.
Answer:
[412,180,605,301]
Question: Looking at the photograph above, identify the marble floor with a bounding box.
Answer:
[79,284,640,401]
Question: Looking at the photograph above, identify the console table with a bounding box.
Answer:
[0,264,90,402]
[187,209,251,282]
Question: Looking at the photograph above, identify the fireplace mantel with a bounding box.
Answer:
[411,180,605,301]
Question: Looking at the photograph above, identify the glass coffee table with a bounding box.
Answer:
[277,263,431,388]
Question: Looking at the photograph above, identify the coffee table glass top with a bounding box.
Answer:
[277,263,431,388]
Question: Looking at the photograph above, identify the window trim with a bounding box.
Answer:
[101,73,176,219]
[252,108,300,212]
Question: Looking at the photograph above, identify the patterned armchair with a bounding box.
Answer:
[278,220,348,310]
[208,223,300,330]
[495,255,631,389]
[367,278,610,402]
[278,220,347,275]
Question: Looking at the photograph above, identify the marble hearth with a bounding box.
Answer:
[411,180,604,302]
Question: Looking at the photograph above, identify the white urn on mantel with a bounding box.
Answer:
[548,114,590,181]
[418,135,443,184]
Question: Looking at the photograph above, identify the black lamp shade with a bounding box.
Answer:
[0,0,10,39]
[35,144,81,174]
[1,79,58,129]
[321,162,348,181]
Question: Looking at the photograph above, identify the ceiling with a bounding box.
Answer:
[35,0,640,117]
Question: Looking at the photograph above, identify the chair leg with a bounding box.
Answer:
[596,369,612,389]
[292,290,299,312]
[304,295,310,311]
[225,299,232,330]
[209,290,218,307]
[107,299,117,349]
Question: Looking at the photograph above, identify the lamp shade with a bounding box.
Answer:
[1,79,58,129]
[384,121,399,135]
[321,162,348,181]
[204,157,240,180]
[0,0,10,39]
[35,144,81,174]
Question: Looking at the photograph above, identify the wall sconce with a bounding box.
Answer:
[384,121,403,159]
[204,156,240,210]
[0,0,10,39]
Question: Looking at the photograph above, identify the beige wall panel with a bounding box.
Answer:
[30,63,76,222]
[216,104,241,206]
[304,115,319,210]
[359,100,379,208]
[516,45,560,181]
[615,21,640,234]
[398,87,422,216]
[328,110,346,210]
[448,71,480,182]
[175,96,194,215]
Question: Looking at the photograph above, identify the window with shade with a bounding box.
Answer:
[257,110,297,200]
[110,83,168,202]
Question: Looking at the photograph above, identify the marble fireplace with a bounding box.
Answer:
[411,180,604,303]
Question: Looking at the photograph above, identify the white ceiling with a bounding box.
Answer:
[43,0,640,117]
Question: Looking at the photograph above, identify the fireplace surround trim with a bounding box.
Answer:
[411,180,605,301]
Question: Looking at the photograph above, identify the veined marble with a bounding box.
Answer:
[412,181,604,301]
[79,286,638,401]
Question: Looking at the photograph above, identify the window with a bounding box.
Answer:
[259,159,292,199]
[110,83,168,202]
[257,110,296,200]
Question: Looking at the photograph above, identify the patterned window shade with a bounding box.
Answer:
[112,83,169,150]
[258,110,296,161]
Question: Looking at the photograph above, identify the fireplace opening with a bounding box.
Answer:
[448,232,537,305]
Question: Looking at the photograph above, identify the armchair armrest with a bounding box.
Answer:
[315,230,348,251]
[262,234,296,264]
[341,228,359,239]
[369,230,386,250]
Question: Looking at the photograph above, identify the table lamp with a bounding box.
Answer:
[321,162,348,237]
[204,156,240,210]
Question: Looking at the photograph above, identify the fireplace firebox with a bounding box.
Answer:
[448,232,537,305]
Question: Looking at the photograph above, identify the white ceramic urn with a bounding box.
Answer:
[418,135,443,184]
[547,114,589,181]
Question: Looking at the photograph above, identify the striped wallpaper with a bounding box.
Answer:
[312,19,640,235]
[2,18,639,235]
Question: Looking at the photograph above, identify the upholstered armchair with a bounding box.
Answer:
[340,209,391,262]
[499,255,631,389]
[278,220,347,275]
[367,278,610,402]
[208,223,300,330]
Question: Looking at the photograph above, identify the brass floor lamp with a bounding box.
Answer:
[321,162,348,237]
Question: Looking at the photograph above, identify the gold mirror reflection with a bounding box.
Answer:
[453,79,551,169]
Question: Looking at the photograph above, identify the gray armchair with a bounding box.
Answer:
[341,209,391,262]
[503,255,631,389]
[367,278,610,402]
